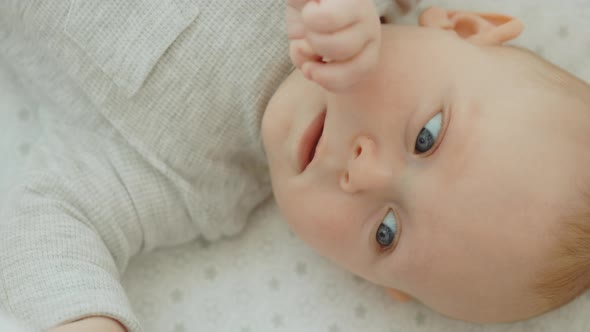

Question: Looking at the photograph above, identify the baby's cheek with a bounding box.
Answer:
[287,209,339,254]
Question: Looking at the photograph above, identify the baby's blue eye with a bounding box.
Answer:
[415,112,442,153]
[376,211,398,249]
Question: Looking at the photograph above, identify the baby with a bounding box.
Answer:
[265,0,590,324]
[1,1,589,332]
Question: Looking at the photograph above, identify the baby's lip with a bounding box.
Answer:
[298,110,326,173]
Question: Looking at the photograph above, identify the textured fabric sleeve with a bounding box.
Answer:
[0,113,197,331]
[0,311,39,332]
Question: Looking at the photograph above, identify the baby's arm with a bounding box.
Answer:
[47,317,125,332]
[0,116,197,331]
[287,0,382,91]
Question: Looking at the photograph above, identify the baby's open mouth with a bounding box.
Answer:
[298,110,326,172]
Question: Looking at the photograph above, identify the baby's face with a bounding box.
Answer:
[263,25,587,322]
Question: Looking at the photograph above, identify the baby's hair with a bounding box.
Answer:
[534,212,590,309]
[504,45,590,311]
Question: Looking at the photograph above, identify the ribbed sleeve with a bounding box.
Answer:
[0,118,197,331]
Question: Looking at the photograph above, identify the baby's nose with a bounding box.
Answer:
[339,136,393,194]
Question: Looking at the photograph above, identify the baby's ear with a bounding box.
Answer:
[419,6,523,45]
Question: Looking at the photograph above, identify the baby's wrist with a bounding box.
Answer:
[47,316,126,332]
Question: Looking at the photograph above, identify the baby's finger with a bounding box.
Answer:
[289,39,319,71]
[286,0,308,39]
[287,0,308,11]
[306,22,374,62]
[303,40,379,92]
[301,0,360,34]
[286,8,306,39]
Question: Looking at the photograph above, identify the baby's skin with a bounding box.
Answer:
[287,0,382,92]
[287,0,411,301]
[265,0,590,324]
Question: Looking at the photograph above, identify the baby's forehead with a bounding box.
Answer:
[492,44,577,88]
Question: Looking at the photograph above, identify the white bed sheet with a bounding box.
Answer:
[1,1,590,331]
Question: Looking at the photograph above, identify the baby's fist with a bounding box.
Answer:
[287,0,381,92]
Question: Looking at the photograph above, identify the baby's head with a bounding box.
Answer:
[262,7,590,323]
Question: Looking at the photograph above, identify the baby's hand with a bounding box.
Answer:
[287,0,381,92]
